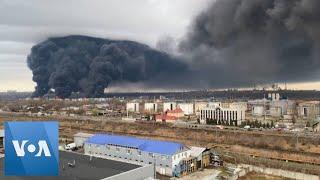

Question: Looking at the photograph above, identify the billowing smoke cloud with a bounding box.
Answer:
[180,0,320,87]
[27,35,186,98]
[28,0,320,97]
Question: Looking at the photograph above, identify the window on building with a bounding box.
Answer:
[149,162,152,164]
[138,150,142,156]
[149,153,153,157]
[116,147,120,152]
[127,149,131,154]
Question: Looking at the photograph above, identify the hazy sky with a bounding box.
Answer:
[0,0,210,91]
[0,0,319,92]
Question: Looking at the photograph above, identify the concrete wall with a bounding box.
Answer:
[238,164,319,180]
[103,165,154,180]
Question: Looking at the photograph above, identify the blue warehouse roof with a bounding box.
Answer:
[86,134,184,155]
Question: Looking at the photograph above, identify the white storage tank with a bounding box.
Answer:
[163,102,177,112]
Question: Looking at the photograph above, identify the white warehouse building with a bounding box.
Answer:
[84,134,191,177]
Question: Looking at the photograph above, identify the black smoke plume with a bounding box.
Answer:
[27,35,186,98]
[28,0,320,97]
[180,0,320,87]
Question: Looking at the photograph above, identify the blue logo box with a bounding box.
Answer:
[5,121,59,176]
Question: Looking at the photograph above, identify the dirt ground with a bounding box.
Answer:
[239,172,293,180]
[172,168,221,180]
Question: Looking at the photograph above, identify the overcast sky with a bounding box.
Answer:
[0,0,319,92]
[0,0,211,91]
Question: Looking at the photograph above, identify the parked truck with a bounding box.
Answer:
[65,142,76,151]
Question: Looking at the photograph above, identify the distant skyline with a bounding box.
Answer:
[1,0,320,92]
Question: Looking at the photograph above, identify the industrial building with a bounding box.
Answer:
[178,103,194,115]
[249,94,295,119]
[144,102,158,112]
[297,101,320,119]
[269,99,296,117]
[194,101,208,116]
[84,134,192,176]
[0,151,154,180]
[163,102,177,112]
[126,102,140,113]
[73,132,93,147]
[249,98,268,117]
[200,102,246,125]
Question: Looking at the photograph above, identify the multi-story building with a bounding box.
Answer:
[200,102,246,125]
[84,134,191,176]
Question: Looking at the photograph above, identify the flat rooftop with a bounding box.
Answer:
[0,151,141,180]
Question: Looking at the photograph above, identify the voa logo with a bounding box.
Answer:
[5,121,59,176]
[12,140,51,157]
